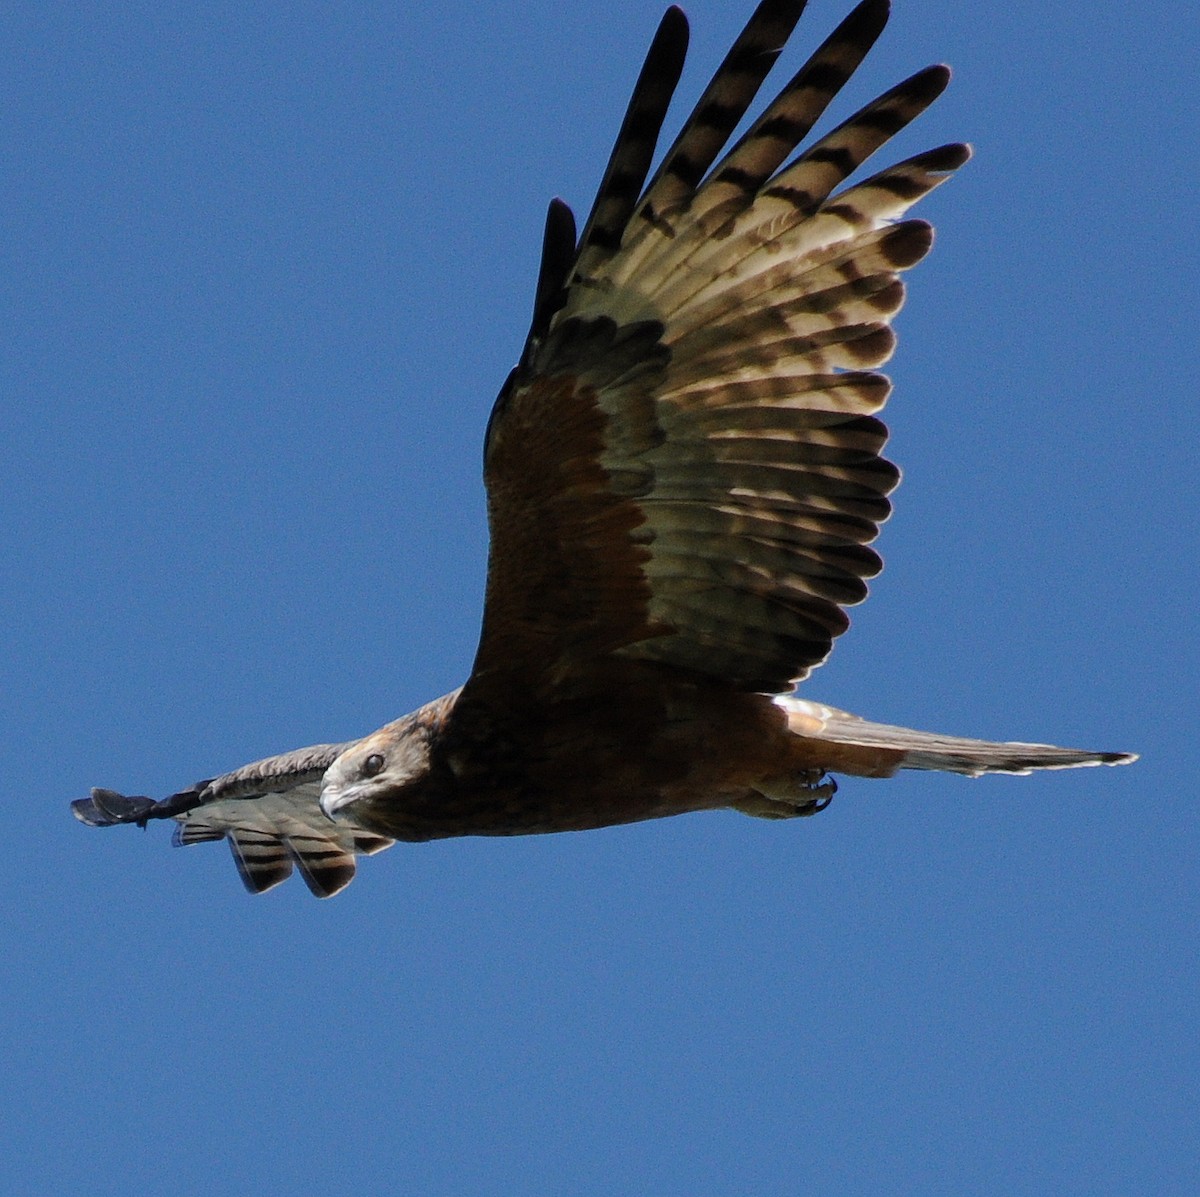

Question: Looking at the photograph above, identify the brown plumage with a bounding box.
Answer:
[72,0,1135,896]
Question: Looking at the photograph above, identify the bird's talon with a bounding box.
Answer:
[795,774,836,816]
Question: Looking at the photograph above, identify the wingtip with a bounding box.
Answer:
[546,195,576,227]
[658,6,690,49]
[844,0,892,42]
[926,141,972,170]
[748,0,810,33]
[910,62,953,102]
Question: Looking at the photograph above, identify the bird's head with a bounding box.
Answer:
[319,720,431,824]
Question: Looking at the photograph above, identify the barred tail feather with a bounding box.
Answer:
[778,697,1138,777]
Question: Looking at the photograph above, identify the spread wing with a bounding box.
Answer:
[73,1,974,896]
[72,743,394,898]
[470,0,969,698]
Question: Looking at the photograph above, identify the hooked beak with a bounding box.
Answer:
[319,782,362,822]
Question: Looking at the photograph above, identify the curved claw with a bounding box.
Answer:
[795,774,837,817]
[731,772,839,820]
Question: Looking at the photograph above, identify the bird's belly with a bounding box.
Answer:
[361,777,731,842]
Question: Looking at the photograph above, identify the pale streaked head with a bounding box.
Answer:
[319,721,431,823]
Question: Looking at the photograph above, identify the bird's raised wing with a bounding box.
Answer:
[72,743,393,897]
[471,0,969,699]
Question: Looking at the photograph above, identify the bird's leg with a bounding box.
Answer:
[731,771,837,820]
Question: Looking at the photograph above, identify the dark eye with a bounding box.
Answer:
[361,753,385,778]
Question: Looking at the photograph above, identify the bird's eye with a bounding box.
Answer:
[361,753,385,778]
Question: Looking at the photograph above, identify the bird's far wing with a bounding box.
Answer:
[72,742,393,898]
[472,0,970,698]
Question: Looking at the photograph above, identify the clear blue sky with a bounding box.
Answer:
[4,1,1196,1193]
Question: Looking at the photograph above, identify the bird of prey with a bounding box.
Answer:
[73,0,1136,897]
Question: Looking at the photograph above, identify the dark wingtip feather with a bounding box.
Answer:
[877,219,934,268]
[576,5,690,258]
[661,6,690,39]
[918,64,952,103]
[227,834,293,895]
[744,0,810,38]
[640,0,811,216]
[528,198,578,351]
[293,854,358,899]
[841,0,891,43]
[912,141,973,172]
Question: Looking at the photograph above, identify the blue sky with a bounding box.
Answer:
[4,1,1196,1193]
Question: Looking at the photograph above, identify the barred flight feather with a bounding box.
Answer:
[175,787,394,898]
[638,64,952,297]
[616,0,889,285]
[593,104,945,333]
[577,0,808,283]
[660,221,934,337]
[661,370,891,413]
[666,236,914,343]
[686,1,891,220]
[574,7,688,265]
[641,499,885,556]
[488,2,971,693]
[644,549,871,606]
[672,405,888,439]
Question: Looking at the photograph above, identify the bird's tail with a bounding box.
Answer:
[776,696,1137,777]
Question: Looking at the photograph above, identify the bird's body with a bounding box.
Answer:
[323,680,818,843]
[73,0,1135,896]
[321,680,1125,846]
